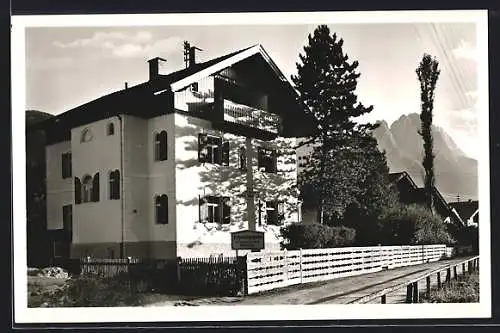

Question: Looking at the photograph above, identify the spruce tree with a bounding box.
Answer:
[292,25,393,226]
[416,54,440,213]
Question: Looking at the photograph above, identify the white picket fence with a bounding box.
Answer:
[246,244,451,295]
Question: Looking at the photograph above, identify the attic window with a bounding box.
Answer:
[81,128,93,143]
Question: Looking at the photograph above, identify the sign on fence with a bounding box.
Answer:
[231,230,264,250]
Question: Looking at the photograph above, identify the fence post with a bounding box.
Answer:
[437,272,442,289]
[453,266,458,280]
[176,256,182,288]
[446,268,451,283]
[284,248,288,282]
[426,276,431,297]
[462,263,466,276]
[406,284,413,303]
[412,282,419,303]
[299,248,303,284]
[381,294,386,304]
[237,255,248,296]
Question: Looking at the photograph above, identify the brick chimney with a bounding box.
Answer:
[147,57,166,81]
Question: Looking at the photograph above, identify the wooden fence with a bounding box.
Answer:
[246,244,450,295]
[349,255,479,304]
[79,256,246,296]
[178,256,246,296]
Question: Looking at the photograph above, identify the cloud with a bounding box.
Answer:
[53,31,153,49]
[53,31,183,59]
[451,40,477,61]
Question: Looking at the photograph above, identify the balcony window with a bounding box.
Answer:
[258,147,277,173]
[198,133,229,166]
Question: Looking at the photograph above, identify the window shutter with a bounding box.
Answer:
[198,133,208,163]
[74,177,81,204]
[222,197,231,224]
[272,149,278,173]
[214,137,223,165]
[92,172,100,202]
[199,196,208,223]
[222,141,230,166]
[215,196,223,223]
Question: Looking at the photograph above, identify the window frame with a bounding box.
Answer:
[198,133,229,166]
[81,175,93,203]
[199,195,231,224]
[154,131,168,161]
[61,152,72,179]
[109,170,120,200]
[155,194,169,225]
[258,147,278,173]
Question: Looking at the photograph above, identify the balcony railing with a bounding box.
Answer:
[223,99,281,134]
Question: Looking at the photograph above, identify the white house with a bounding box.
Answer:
[33,43,311,260]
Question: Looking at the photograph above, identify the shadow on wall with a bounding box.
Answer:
[174,116,298,251]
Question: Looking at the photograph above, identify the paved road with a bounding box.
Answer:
[144,256,475,306]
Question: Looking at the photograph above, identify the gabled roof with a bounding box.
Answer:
[388,171,418,190]
[28,46,255,133]
[29,44,313,136]
[449,200,479,223]
[169,44,292,92]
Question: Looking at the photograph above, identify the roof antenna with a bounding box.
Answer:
[184,41,203,68]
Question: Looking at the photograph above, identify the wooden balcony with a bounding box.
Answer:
[222,99,281,135]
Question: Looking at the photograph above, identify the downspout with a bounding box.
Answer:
[117,115,125,258]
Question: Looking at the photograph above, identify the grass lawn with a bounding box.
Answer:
[420,271,479,303]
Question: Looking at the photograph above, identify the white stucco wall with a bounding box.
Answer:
[46,141,72,230]
[174,112,298,257]
[147,113,177,243]
[71,118,122,244]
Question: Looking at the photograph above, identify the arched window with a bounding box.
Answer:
[109,170,120,200]
[81,128,93,143]
[107,123,115,136]
[154,131,168,161]
[155,194,168,224]
[82,175,93,203]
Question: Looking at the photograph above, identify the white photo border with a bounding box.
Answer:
[12,10,491,324]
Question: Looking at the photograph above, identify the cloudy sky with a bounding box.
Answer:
[26,22,479,158]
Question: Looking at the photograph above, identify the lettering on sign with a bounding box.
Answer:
[231,230,265,250]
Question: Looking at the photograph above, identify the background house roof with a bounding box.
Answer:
[449,200,479,223]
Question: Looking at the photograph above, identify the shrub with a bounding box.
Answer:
[379,204,454,245]
[40,273,145,307]
[280,223,356,250]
